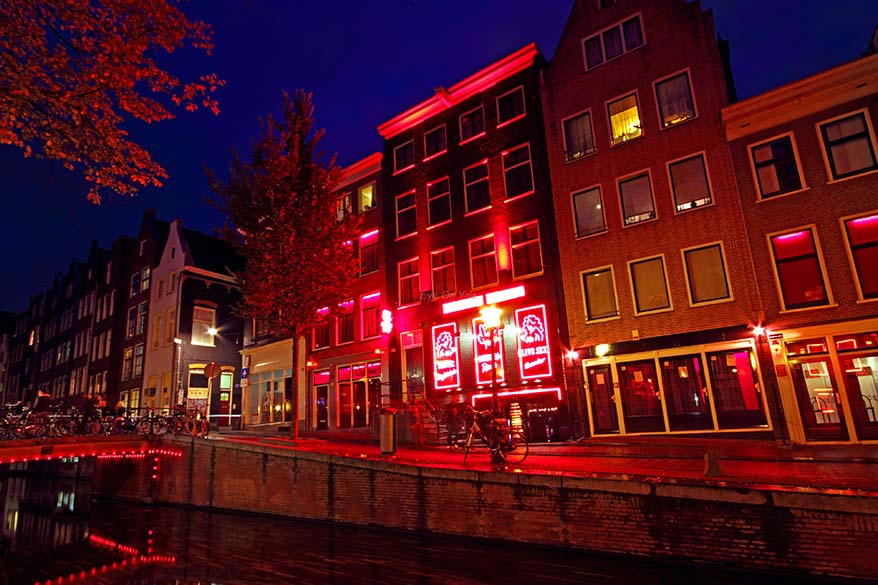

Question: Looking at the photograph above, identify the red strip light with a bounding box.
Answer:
[471,387,563,407]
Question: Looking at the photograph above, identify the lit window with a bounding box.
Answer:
[393,140,415,173]
[122,347,133,381]
[629,256,671,313]
[133,343,144,377]
[582,14,644,70]
[427,178,451,226]
[572,186,606,238]
[582,267,618,321]
[769,228,829,310]
[398,258,420,307]
[655,72,696,128]
[130,272,141,297]
[361,294,381,338]
[431,247,456,297]
[497,86,526,126]
[337,301,355,344]
[469,234,498,289]
[191,306,216,346]
[166,308,175,344]
[503,144,534,199]
[336,192,352,220]
[137,302,147,335]
[141,267,151,291]
[459,105,485,143]
[607,93,642,145]
[358,182,376,212]
[818,111,877,180]
[126,306,137,338]
[464,161,490,213]
[424,125,447,159]
[509,221,542,279]
[668,154,712,212]
[843,214,878,299]
[618,173,655,226]
[563,111,596,161]
[750,134,803,198]
[359,231,379,275]
[683,244,731,304]
[395,191,417,238]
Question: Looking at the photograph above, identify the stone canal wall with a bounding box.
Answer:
[94,436,878,580]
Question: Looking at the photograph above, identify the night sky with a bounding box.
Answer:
[1,0,874,312]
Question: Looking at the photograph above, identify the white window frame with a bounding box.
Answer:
[606,90,643,146]
[191,306,216,347]
[508,220,543,280]
[459,104,486,145]
[423,124,447,161]
[581,265,620,323]
[766,225,834,312]
[358,182,377,213]
[393,139,415,175]
[571,185,607,239]
[336,300,356,345]
[427,177,452,228]
[463,159,491,215]
[581,12,646,72]
[652,68,698,130]
[430,246,456,298]
[839,210,878,302]
[666,151,714,214]
[747,131,808,201]
[395,190,417,240]
[815,107,878,183]
[561,108,597,162]
[468,233,498,290]
[496,85,526,128]
[397,257,421,309]
[680,241,734,307]
[627,254,673,315]
[502,143,535,201]
[360,292,381,339]
[616,168,657,228]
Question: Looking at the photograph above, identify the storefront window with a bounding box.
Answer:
[835,332,878,441]
[660,354,712,431]
[616,360,664,433]
[706,349,767,429]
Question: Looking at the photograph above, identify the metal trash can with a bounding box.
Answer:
[379,407,398,454]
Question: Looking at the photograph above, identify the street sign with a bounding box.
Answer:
[241,367,249,379]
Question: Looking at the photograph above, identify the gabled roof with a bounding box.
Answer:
[182,227,245,276]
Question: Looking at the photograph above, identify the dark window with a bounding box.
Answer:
[313,321,330,349]
[844,214,878,299]
[136,302,147,335]
[361,295,380,338]
[669,154,712,212]
[431,248,456,296]
[464,162,490,212]
[122,348,132,380]
[622,16,643,50]
[460,106,485,142]
[424,125,447,159]
[582,268,618,320]
[584,36,603,69]
[497,87,525,125]
[683,244,730,304]
[398,258,420,306]
[583,14,643,70]
[427,178,451,226]
[359,232,379,275]
[630,257,670,313]
[770,229,829,309]
[819,112,877,180]
[510,221,542,278]
[393,140,415,173]
[751,136,802,198]
[395,192,416,238]
[618,173,655,225]
[563,111,595,161]
[337,302,355,344]
[503,144,534,199]
[470,235,497,289]
[572,187,606,237]
[655,72,695,128]
[603,27,623,60]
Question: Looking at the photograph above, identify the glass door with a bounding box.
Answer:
[660,354,713,431]
[788,356,848,441]
[706,348,767,429]
[586,364,619,434]
[315,385,328,430]
[837,354,878,440]
[616,359,665,433]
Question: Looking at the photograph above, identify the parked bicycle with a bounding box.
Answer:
[462,407,528,464]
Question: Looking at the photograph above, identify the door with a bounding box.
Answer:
[660,354,713,431]
[316,385,328,431]
[353,380,367,428]
[706,348,767,429]
[837,353,878,441]
[586,364,619,434]
[616,359,665,433]
[789,357,849,441]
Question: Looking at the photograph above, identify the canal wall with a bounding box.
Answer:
[94,436,878,581]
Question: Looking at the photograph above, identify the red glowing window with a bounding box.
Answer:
[459,105,485,143]
[398,257,420,307]
[337,300,355,344]
[393,140,415,174]
[361,293,381,339]
[469,234,498,289]
[395,191,417,238]
[463,161,490,213]
[844,214,878,299]
[428,177,451,226]
[515,304,552,380]
[424,124,447,160]
[359,230,379,275]
[431,247,456,298]
[473,316,506,385]
[509,221,542,279]
[314,369,330,385]
[770,229,829,310]
[432,322,460,390]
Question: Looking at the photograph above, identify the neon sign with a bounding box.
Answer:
[432,322,460,390]
[472,317,505,385]
[515,304,552,380]
[471,387,563,407]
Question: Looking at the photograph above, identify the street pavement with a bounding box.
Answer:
[214,429,878,496]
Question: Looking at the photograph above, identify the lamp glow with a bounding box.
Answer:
[595,343,610,357]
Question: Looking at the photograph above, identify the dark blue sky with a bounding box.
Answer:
[1,0,875,312]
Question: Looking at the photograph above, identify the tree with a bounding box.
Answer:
[209,90,362,439]
[0,0,223,204]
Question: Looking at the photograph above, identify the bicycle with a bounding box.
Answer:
[165,406,209,438]
[462,408,528,464]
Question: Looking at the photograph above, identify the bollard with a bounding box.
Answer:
[703,451,722,477]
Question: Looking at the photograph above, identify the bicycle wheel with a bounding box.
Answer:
[463,432,474,463]
[498,431,528,464]
[52,417,76,438]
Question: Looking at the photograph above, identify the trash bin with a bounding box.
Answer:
[380,407,398,454]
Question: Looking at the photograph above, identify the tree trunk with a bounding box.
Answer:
[291,335,299,441]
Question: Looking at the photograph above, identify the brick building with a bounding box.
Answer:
[542,0,772,438]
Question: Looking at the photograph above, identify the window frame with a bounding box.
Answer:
[427,177,452,228]
[336,300,355,345]
[652,69,698,130]
[508,220,543,280]
[358,182,377,213]
[312,311,331,350]
[571,185,607,239]
[459,104,486,145]
[393,139,415,175]
[496,85,526,128]
[430,246,456,298]
[502,143,535,201]
[767,225,833,312]
[747,131,808,201]
[359,230,379,275]
[839,211,878,301]
[463,159,491,215]
[606,90,644,147]
[423,124,447,161]
[580,265,620,322]
[561,108,597,162]
[815,108,878,182]
[360,292,381,339]
[190,305,216,347]
[468,233,499,290]
[616,169,657,228]
[680,241,734,307]
[397,257,421,308]
[627,254,673,315]
[666,151,714,214]
[581,12,646,71]
[395,190,417,240]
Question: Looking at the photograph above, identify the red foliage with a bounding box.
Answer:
[0,0,223,203]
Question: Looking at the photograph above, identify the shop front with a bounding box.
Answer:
[239,337,293,428]
[581,339,771,437]
[769,320,878,444]
[311,360,382,431]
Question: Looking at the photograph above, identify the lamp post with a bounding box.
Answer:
[480,305,503,416]
[173,337,183,407]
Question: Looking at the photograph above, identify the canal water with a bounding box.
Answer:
[0,460,842,584]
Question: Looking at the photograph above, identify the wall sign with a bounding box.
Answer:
[432,322,460,390]
[472,317,506,385]
[515,304,552,380]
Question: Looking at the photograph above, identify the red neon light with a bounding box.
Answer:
[473,317,506,385]
[360,229,379,241]
[442,295,484,314]
[432,322,461,390]
[362,292,381,302]
[515,304,553,380]
[339,152,382,188]
[471,387,563,406]
[485,285,525,305]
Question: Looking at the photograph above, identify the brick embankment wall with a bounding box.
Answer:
[93,437,878,580]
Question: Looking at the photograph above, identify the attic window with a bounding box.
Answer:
[171,247,176,259]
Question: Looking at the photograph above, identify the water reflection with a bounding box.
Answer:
[0,460,837,584]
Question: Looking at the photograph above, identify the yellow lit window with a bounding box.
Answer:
[608,94,642,145]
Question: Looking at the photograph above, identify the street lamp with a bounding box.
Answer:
[173,337,184,407]
[480,305,503,416]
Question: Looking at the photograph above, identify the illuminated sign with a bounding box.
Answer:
[441,285,527,315]
[472,317,505,385]
[432,322,460,390]
[515,304,552,380]
[380,309,393,334]
[471,387,563,407]
[442,295,484,315]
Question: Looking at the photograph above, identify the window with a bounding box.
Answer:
[668,154,712,212]
[106,261,112,284]
[126,306,137,338]
[582,267,618,321]
[750,134,804,198]
[122,347,133,381]
[582,14,644,70]
[655,71,696,128]
[563,111,596,161]
[818,111,877,180]
[393,140,415,173]
[337,300,355,344]
[629,256,671,313]
[469,234,498,289]
[157,279,165,298]
[191,306,216,346]
[358,182,376,212]
[130,272,141,297]
[464,161,490,213]
[503,144,534,199]
[431,247,456,297]
[769,228,829,310]
[168,272,176,294]
[509,221,542,279]
[572,186,606,237]
[497,86,525,126]
[683,244,731,305]
[141,267,151,291]
[359,231,379,274]
[313,318,330,350]
[133,343,144,377]
[395,191,417,238]
[427,178,451,226]
[152,315,162,349]
[424,125,447,160]
[361,293,381,338]
[459,105,485,143]
[166,308,176,344]
[843,214,878,299]
[137,301,147,335]
[618,173,655,226]
[398,258,420,307]
[336,192,352,220]
[608,93,642,145]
